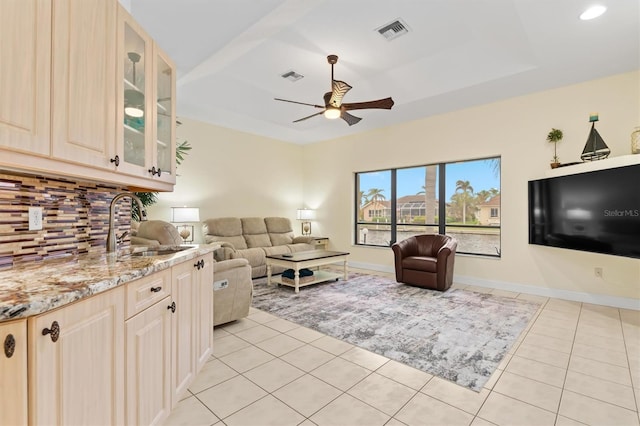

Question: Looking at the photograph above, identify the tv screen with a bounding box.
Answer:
[528,164,640,259]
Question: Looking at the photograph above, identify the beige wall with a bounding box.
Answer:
[153,71,639,301]
[303,70,640,300]
[148,118,305,243]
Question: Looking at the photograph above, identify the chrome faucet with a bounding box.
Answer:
[107,192,147,253]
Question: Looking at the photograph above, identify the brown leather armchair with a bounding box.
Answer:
[391,234,457,291]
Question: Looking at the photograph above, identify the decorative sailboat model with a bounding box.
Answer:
[580,114,610,161]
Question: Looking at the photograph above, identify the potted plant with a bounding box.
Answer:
[132,140,192,221]
[546,128,563,168]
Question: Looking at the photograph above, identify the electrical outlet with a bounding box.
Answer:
[594,267,603,278]
[29,207,43,231]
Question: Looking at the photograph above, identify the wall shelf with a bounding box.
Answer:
[545,154,640,178]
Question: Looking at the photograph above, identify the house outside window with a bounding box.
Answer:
[355,157,501,257]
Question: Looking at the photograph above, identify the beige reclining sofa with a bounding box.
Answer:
[203,217,314,278]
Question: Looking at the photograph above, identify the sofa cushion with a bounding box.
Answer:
[269,233,293,246]
[286,243,314,253]
[203,217,247,249]
[232,247,265,267]
[403,255,438,273]
[263,245,290,256]
[264,217,293,233]
[265,217,294,246]
[241,217,268,234]
[241,217,272,248]
[245,233,272,248]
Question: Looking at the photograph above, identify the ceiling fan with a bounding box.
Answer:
[275,54,394,126]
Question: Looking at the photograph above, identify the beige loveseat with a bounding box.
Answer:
[203,217,314,278]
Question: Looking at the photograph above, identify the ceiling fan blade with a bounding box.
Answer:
[329,80,352,107]
[341,111,362,126]
[342,97,395,111]
[274,98,324,109]
[293,111,324,123]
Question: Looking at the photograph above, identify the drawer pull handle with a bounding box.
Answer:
[4,334,15,358]
[42,321,60,343]
[150,286,162,293]
[167,301,176,313]
[110,155,120,167]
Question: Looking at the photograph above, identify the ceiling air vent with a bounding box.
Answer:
[376,18,409,41]
[281,70,304,82]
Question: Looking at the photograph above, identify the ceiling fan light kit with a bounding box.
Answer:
[275,54,394,126]
[323,108,341,119]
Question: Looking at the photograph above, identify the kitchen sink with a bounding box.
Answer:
[131,246,193,257]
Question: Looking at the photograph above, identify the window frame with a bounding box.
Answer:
[355,157,501,257]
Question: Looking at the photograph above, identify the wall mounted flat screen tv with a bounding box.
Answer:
[528,164,640,259]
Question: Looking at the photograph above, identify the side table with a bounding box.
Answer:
[311,237,329,250]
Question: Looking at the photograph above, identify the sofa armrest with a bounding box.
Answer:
[203,240,236,261]
[293,236,313,244]
[214,246,235,261]
[213,258,250,273]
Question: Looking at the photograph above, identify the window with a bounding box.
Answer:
[355,157,501,256]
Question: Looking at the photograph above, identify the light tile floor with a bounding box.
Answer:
[164,271,640,426]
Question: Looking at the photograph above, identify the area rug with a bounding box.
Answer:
[251,273,541,391]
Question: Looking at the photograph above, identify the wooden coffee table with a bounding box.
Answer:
[266,250,349,293]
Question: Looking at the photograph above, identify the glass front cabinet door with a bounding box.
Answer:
[116,5,175,185]
[153,46,176,183]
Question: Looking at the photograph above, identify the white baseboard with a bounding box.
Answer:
[348,261,640,311]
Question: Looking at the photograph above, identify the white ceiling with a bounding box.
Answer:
[129,0,640,144]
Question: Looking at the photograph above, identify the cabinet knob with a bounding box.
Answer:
[150,286,162,293]
[4,334,15,358]
[110,155,120,167]
[167,301,176,313]
[194,259,204,270]
[156,167,162,177]
[148,167,162,177]
[42,321,60,343]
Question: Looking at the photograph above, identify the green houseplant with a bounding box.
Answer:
[546,128,563,168]
[132,140,192,221]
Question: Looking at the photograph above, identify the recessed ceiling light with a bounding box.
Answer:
[580,5,607,20]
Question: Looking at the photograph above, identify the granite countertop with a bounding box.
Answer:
[0,245,216,322]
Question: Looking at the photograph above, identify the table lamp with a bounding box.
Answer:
[171,207,200,243]
[296,208,314,236]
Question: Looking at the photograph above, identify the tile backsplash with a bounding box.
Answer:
[0,171,133,268]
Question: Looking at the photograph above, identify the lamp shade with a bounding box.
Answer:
[296,208,314,220]
[171,207,200,223]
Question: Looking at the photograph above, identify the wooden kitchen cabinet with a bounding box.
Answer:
[51,0,118,169]
[170,253,213,406]
[0,319,28,426]
[124,269,172,425]
[195,253,214,371]
[0,0,51,157]
[28,286,125,426]
[151,44,177,185]
[125,296,172,426]
[116,5,176,185]
[0,0,176,192]
[170,259,197,405]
